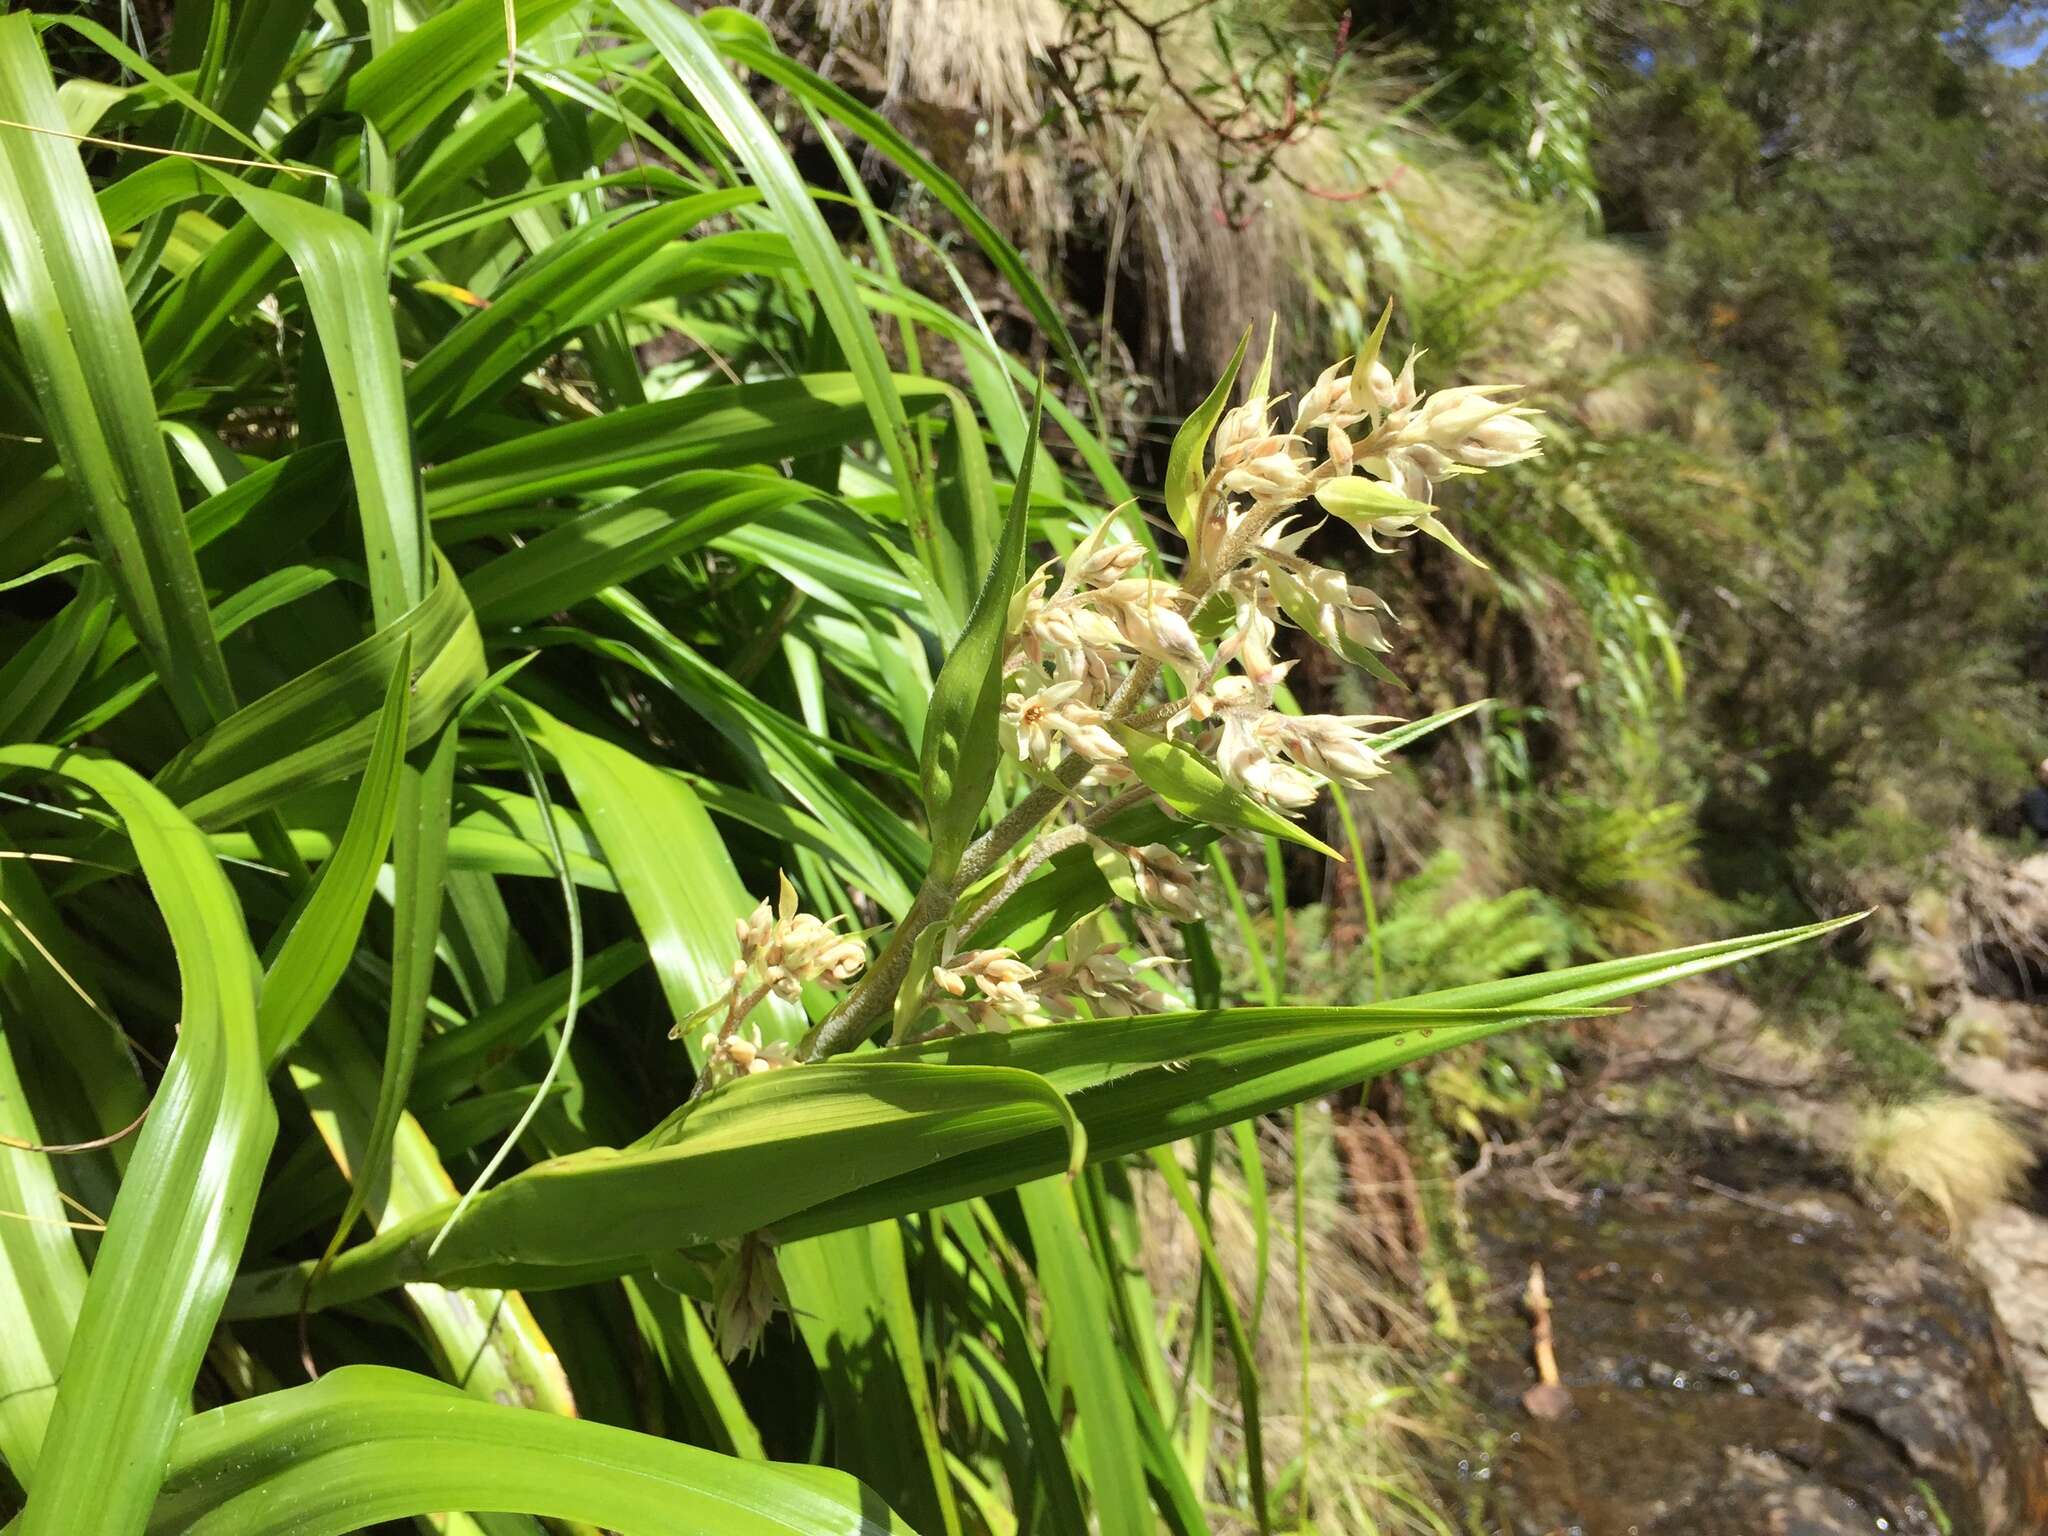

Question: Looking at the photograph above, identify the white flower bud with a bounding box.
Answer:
[1057,713,1127,765]
[1294,361,1354,432]
[1459,410,1544,466]
[1262,714,1391,789]
[1380,445,1441,507]
[1075,539,1145,588]
[1220,449,1313,506]
[1228,597,1284,687]
[1213,396,1276,468]
[711,1236,783,1362]
[1129,843,1203,922]
[1237,754,1322,810]
[1214,705,1323,811]
[1355,349,1419,415]
[736,898,773,958]
[815,937,867,985]
[1326,421,1354,472]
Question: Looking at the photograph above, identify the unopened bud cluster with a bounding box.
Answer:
[1121,840,1204,922]
[733,872,866,996]
[679,873,867,1086]
[930,915,1176,1034]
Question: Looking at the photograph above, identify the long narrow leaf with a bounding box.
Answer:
[258,639,411,1062]
[0,18,235,733]
[0,748,275,1536]
[147,1365,909,1535]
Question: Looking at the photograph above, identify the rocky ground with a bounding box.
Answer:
[1456,846,2048,1534]
[1896,844,2048,1427]
[1463,1114,2047,1534]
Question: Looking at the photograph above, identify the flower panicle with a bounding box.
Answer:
[689,321,1533,1072]
[1000,318,1536,818]
[924,914,1180,1038]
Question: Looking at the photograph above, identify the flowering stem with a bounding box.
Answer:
[805,488,1232,1064]
[805,766,1152,1060]
[952,785,1149,939]
[802,876,950,1061]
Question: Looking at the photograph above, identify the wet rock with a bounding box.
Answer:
[1463,1133,2048,1536]
[1968,1200,2048,1429]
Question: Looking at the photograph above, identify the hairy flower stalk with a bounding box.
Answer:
[786,324,1542,1063]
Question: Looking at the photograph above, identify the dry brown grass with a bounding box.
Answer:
[756,0,1653,403]
[1137,1106,1463,1532]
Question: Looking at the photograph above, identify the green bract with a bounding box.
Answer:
[920,388,1043,881]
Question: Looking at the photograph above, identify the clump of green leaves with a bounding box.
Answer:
[0,7,1847,1534]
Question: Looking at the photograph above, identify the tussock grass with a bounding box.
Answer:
[1853,1094,2036,1234]
[784,0,1652,390]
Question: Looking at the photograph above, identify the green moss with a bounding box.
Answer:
[1761,957,1944,1103]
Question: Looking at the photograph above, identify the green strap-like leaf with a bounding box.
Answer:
[407,189,757,434]
[465,468,815,627]
[708,16,1102,435]
[152,551,485,828]
[621,0,935,585]
[1149,1147,1268,1531]
[146,1365,911,1535]
[341,0,584,150]
[284,1020,578,1418]
[0,561,110,742]
[944,1210,1090,1534]
[56,563,347,741]
[0,17,236,734]
[1017,1178,1151,1536]
[315,715,460,1291]
[622,1273,768,1461]
[0,1020,90,1480]
[413,939,647,1107]
[1163,326,1249,551]
[0,748,275,1536]
[1366,698,1490,754]
[229,903,1839,1312]
[207,175,426,623]
[781,1224,967,1536]
[228,1060,1095,1315]
[424,373,952,523]
[258,638,411,1063]
[520,700,805,1052]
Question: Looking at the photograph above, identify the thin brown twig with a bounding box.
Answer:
[0,1103,148,1155]
[1076,0,1367,224]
